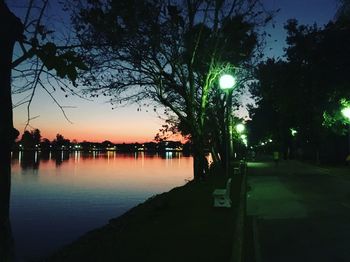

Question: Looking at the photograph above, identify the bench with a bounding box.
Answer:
[212,178,232,208]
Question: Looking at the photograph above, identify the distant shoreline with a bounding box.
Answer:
[13,140,193,153]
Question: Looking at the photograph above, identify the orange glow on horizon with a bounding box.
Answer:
[13,88,188,144]
[14,125,188,144]
[38,130,157,144]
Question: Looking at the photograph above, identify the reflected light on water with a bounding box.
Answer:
[10,151,193,260]
[12,151,193,192]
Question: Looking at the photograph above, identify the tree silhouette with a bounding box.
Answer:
[32,129,41,146]
[19,129,42,150]
[0,2,23,259]
[0,2,87,257]
[21,131,34,149]
[8,0,88,126]
[336,0,350,21]
[72,0,273,180]
[52,133,70,150]
[250,18,350,162]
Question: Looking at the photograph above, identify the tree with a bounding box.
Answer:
[1,1,87,257]
[101,140,112,148]
[32,128,41,146]
[336,0,350,22]
[9,0,88,124]
[21,130,34,149]
[72,0,273,180]
[40,138,52,151]
[52,133,70,150]
[248,58,301,158]
[284,18,350,161]
[0,2,23,259]
[250,18,350,162]
[19,129,42,149]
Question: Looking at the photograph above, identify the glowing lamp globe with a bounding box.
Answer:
[219,74,236,90]
[290,128,298,137]
[341,107,350,120]
[236,123,245,133]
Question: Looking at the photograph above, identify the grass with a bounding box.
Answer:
[45,170,242,262]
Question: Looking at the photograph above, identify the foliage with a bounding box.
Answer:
[250,18,350,161]
[9,0,88,126]
[336,0,350,22]
[323,98,350,134]
[72,0,274,179]
[20,128,41,149]
[52,133,70,148]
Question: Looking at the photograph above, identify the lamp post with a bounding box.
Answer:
[341,106,350,157]
[219,74,236,176]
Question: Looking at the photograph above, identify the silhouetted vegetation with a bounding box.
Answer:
[0,2,23,260]
[70,0,274,180]
[13,128,189,153]
[1,1,89,258]
[249,15,350,163]
[2,0,350,260]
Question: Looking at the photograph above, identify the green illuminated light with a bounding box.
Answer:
[219,74,236,90]
[236,123,245,133]
[290,128,298,137]
[341,107,350,120]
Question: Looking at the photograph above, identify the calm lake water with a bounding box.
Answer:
[10,151,193,261]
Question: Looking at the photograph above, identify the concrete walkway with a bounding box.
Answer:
[246,159,350,262]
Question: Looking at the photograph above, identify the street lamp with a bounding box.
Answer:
[219,74,236,176]
[236,123,245,133]
[341,107,350,120]
[290,128,298,137]
[219,74,236,90]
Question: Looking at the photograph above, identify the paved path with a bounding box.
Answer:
[247,160,350,262]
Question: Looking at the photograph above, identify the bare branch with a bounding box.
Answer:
[39,81,73,124]
[24,61,44,130]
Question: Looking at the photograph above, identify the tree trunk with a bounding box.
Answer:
[0,219,14,262]
[192,136,206,181]
[210,145,220,165]
[0,3,23,261]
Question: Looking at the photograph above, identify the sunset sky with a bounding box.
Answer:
[11,0,338,143]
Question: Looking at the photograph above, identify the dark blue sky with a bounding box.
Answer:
[263,0,338,57]
[11,0,339,142]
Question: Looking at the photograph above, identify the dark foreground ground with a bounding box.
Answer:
[44,170,242,262]
[43,157,350,262]
[246,159,350,262]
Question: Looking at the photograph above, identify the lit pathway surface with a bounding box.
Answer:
[247,159,350,262]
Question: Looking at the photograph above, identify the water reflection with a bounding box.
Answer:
[10,151,192,260]
[13,151,190,167]
[13,151,39,170]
